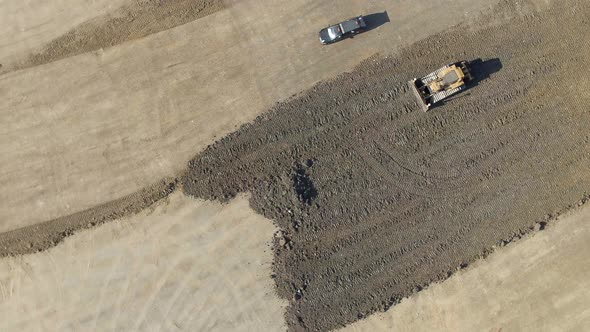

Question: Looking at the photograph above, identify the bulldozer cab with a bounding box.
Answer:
[427,66,465,93]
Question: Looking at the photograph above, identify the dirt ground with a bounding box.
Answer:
[0,178,177,256]
[1,0,590,331]
[0,0,499,233]
[0,0,128,71]
[0,192,287,331]
[24,0,225,71]
[183,0,590,329]
[344,203,590,331]
[0,192,588,331]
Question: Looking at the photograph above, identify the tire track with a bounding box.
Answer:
[183,0,590,330]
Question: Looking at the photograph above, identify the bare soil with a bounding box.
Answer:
[0,193,288,331]
[20,0,224,70]
[0,178,176,256]
[343,201,590,331]
[182,0,590,330]
[2,0,589,330]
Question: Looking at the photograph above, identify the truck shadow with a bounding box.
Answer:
[363,11,390,32]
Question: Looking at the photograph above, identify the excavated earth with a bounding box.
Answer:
[183,0,590,330]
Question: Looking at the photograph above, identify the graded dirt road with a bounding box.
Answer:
[184,0,590,329]
[0,0,499,232]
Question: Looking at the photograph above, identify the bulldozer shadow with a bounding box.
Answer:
[466,57,503,87]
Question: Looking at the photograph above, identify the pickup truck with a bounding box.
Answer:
[319,16,367,45]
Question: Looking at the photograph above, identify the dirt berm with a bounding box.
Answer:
[183,0,590,330]
[17,0,224,71]
[0,178,177,256]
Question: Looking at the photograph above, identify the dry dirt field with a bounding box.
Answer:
[344,203,590,332]
[1,192,588,331]
[0,193,287,331]
[0,0,500,232]
[184,0,590,329]
[1,0,590,331]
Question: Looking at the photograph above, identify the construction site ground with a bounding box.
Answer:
[1,0,589,331]
[2,193,587,331]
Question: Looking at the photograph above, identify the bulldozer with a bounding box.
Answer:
[409,61,473,112]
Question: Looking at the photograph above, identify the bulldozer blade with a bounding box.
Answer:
[408,79,430,112]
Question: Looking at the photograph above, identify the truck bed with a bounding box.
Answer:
[340,17,366,33]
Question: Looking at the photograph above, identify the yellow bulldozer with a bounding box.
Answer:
[409,61,473,112]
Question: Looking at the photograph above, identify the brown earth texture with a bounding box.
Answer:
[182,0,590,330]
[2,0,590,331]
[18,0,224,70]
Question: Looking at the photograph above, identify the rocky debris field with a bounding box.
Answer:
[183,0,590,330]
